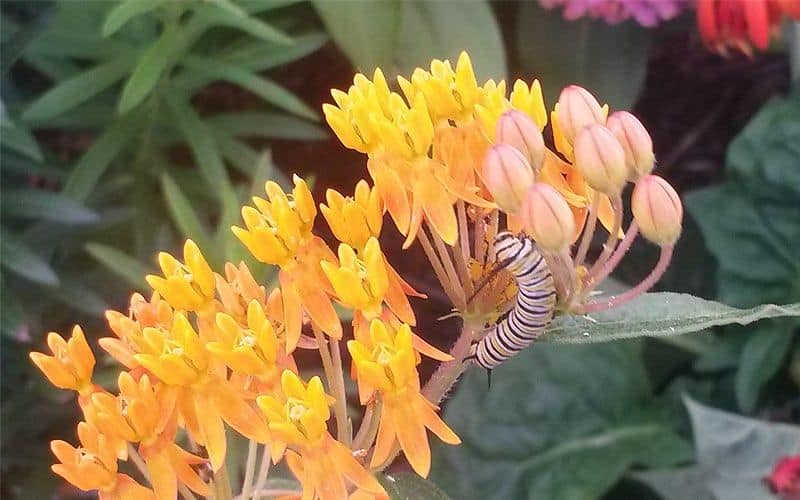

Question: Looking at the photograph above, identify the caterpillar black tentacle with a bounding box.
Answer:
[469,231,557,370]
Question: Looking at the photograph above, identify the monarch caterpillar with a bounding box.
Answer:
[468,231,557,370]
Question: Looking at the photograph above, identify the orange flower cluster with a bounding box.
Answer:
[33,52,681,500]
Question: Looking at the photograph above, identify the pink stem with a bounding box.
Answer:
[422,324,475,405]
[584,222,639,293]
[579,245,673,314]
[574,192,600,267]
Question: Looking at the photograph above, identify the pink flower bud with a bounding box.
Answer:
[606,111,655,180]
[483,144,535,214]
[556,85,605,145]
[631,175,682,246]
[495,110,545,171]
[574,124,628,195]
[519,183,575,252]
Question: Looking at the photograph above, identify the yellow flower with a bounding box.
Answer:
[131,311,269,470]
[257,371,385,500]
[146,240,215,312]
[348,320,460,477]
[208,300,291,382]
[321,238,389,318]
[51,422,156,500]
[89,373,211,498]
[232,176,316,267]
[214,261,267,323]
[30,326,95,394]
[320,180,384,250]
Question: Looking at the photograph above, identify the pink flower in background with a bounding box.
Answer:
[540,0,691,27]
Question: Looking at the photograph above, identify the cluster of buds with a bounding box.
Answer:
[32,52,682,500]
[480,84,681,313]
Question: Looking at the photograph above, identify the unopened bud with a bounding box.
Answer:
[520,183,575,252]
[574,124,628,195]
[483,144,535,214]
[606,111,655,180]
[495,110,545,171]
[556,85,605,145]
[631,175,682,246]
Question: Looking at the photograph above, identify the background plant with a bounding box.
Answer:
[1,0,327,495]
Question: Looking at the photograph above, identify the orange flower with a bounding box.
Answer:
[697,0,800,54]
[130,312,269,471]
[321,180,384,251]
[348,320,460,477]
[257,371,385,500]
[51,422,155,500]
[146,240,215,312]
[30,326,95,395]
[89,372,211,498]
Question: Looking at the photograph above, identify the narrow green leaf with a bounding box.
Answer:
[27,31,137,61]
[0,6,51,76]
[165,94,236,200]
[225,31,328,71]
[378,473,452,500]
[180,55,318,121]
[735,322,794,412]
[313,0,401,72]
[212,128,262,175]
[160,173,215,252]
[118,25,181,114]
[0,287,24,338]
[63,109,143,201]
[22,58,132,122]
[0,112,43,161]
[103,0,164,37]
[48,279,109,316]
[0,230,58,285]
[1,189,98,224]
[207,0,247,18]
[205,112,326,140]
[192,3,293,45]
[542,293,800,344]
[1,151,64,179]
[85,243,150,291]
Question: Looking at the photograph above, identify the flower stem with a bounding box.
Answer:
[422,324,474,405]
[238,440,259,500]
[330,337,352,447]
[430,227,467,310]
[474,213,488,267]
[583,222,639,295]
[574,191,600,267]
[353,399,382,452]
[584,195,623,287]
[313,326,350,446]
[213,463,233,500]
[249,447,272,500]
[418,228,462,305]
[580,244,673,313]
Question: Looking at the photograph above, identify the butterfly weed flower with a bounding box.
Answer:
[32,51,682,499]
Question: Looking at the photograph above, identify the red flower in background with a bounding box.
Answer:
[697,0,800,54]
[767,455,800,499]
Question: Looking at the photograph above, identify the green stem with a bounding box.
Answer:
[313,326,350,446]
[238,440,259,499]
[213,463,233,500]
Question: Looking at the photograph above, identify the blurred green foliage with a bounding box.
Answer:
[1,0,326,495]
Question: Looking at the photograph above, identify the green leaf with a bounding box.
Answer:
[180,55,318,121]
[0,230,58,286]
[205,112,326,140]
[160,172,215,255]
[192,2,293,45]
[118,24,181,114]
[431,341,689,500]
[1,189,98,224]
[224,31,328,71]
[378,473,452,500]
[517,3,650,109]
[85,243,150,291]
[0,288,24,338]
[103,0,164,37]
[63,109,143,201]
[165,93,236,201]
[313,0,401,72]
[0,6,51,76]
[0,110,43,161]
[635,399,800,500]
[395,1,506,81]
[47,279,109,316]
[22,58,132,122]
[28,30,137,60]
[212,129,262,175]
[541,293,800,344]
[735,321,794,412]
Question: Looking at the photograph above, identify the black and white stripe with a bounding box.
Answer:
[472,231,556,369]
